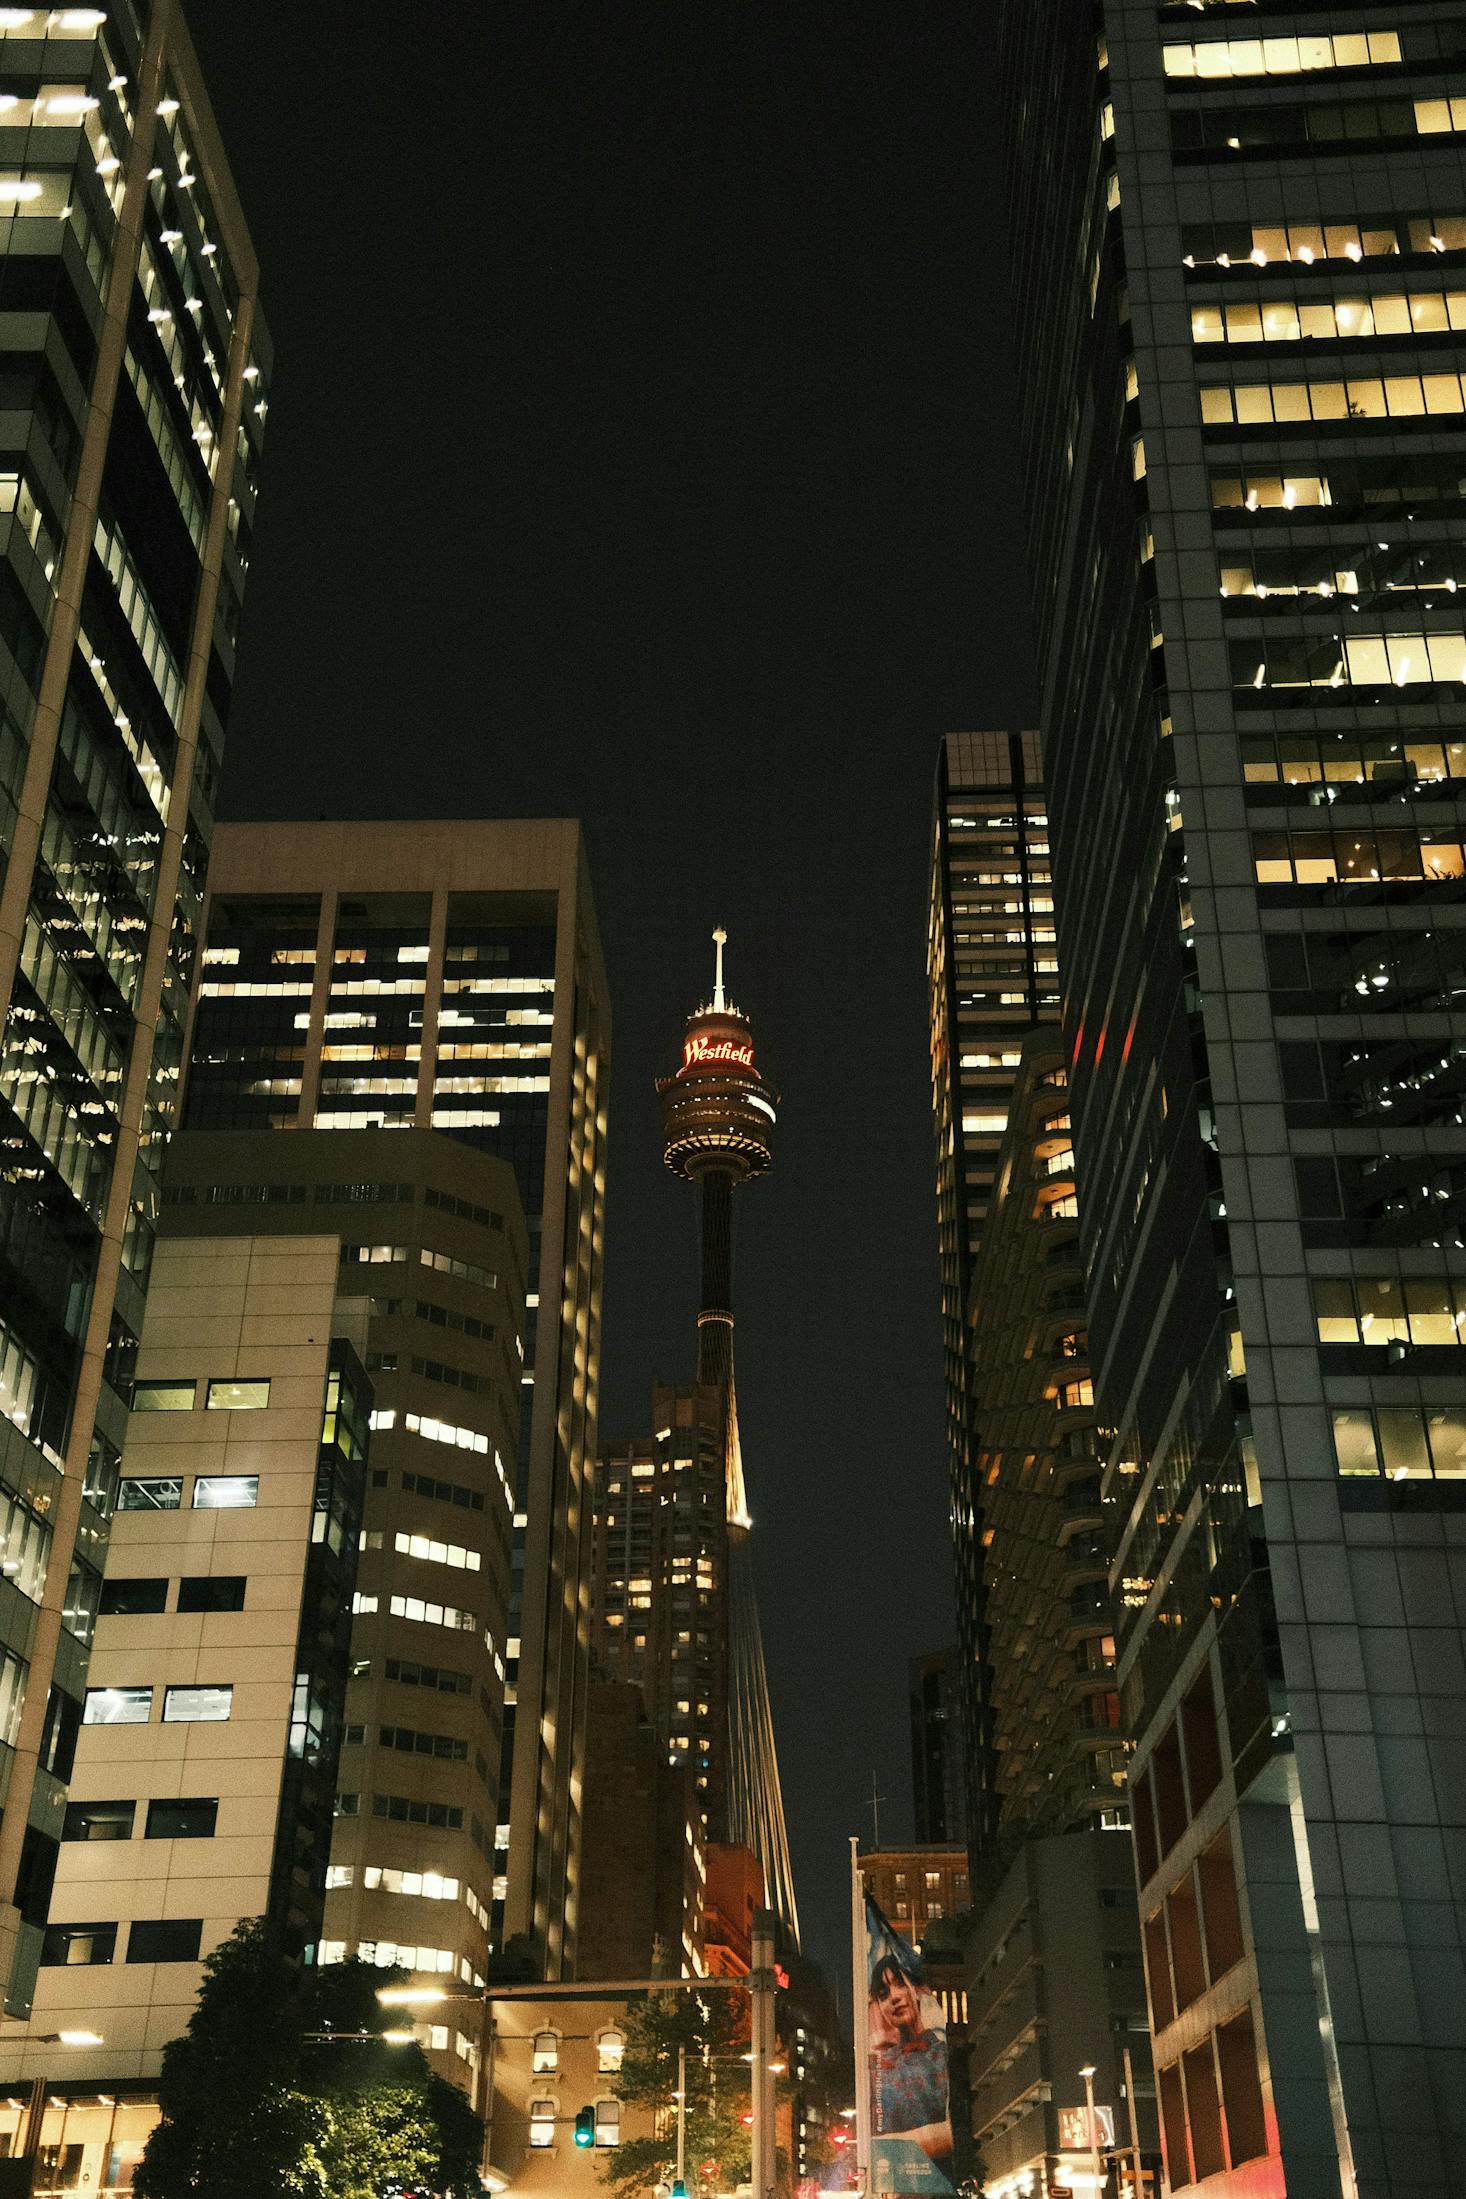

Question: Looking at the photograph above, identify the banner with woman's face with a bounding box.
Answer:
[865,1898,954,2196]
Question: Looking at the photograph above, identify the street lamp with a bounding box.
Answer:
[1079,2065,1102,2198]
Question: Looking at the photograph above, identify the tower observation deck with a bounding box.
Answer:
[654,931,799,1943]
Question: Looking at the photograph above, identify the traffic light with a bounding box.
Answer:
[670,2184,688,2199]
[574,2107,596,2149]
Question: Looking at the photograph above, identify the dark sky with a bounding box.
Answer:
[185,3,1036,1988]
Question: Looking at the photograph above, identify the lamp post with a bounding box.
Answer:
[1079,2065,1102,2199]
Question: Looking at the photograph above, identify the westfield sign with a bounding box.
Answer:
[684,1032,754,1070]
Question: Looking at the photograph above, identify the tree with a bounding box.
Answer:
[136,1918,483,2199]
[598,1990,759,2199]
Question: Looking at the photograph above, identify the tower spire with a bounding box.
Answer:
[712,925,728,1012]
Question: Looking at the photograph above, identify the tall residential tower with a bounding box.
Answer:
[0,0,265,2012]
[1000,8,1466,2194]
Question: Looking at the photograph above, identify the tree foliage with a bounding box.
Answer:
[135,1918,483,2199]
[598,1990,756,2199]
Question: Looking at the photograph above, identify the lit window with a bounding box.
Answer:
[192,1476,259,1510]
[532,2031,559,2073]
[132,1381,196,1412]
[162,1684,232,1724]
[205,1379,270,1411]
[83,1686,151,1725]
[116,1478,182,1512]
[596,2099,621,2149]
[529,2099,556,2149]
[598,2029,625,2074]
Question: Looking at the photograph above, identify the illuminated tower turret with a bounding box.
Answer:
[648,931,799,1944]
[657,926,779,1391]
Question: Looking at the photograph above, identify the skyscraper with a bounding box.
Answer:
[998,10,1466,2192]
[0,0,265,2013]
[927,732,1058,1851]
[180,820,609,1979]
[591,933,798,1941]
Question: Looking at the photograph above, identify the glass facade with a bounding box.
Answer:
[927,730,1058,1852]
[1000,3,1466,2191]
[0,1,264,2015]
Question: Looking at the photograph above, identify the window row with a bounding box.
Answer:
[41,1917,203,1968]
[1253,826,1466,885]
[530,2028,625,2074]
[116,1475,258,1512]
[399,1469,486,1514]
[352,1591,480,1635]
[1164,29,1400,77]
[1264,923,1466,1014]
[1211,454,1466,520]
[1173,100,1466,161]
[1245,735,1466,788]
[1201,370,1466,427]
[1315,1275,1466,1346]
[1221,545,1466,603]
[100,1574,246,1617]
[1333,1404,1466,1479]
[63,1796,217,1842]
[132,1376,269,1412]
[1183,212,1466,273]
[1234,629,1466,692]
[529,2097,620,2149]
[83,1683,232,1725]
[1194,289,1466,347]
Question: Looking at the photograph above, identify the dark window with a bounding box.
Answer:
[100,1577,167,1617]
[127,1917,202,1964]
[62,1800,134,1843]
[145,1797,217,1841]
[175,1576,246,1614]
[40,1921,116,1966]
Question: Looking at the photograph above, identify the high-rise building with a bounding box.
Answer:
[157,1125,526,2097]
[908,1647,968,1849]
[590,932,798,1942]
[0,1,266,2013]
[0,1230,369,2090]
[927,733,1058,1853]
[950,1031,1159,2194]
[576,1677,705,1981]
[998,10,1466,2192]
[180,821,609,1979]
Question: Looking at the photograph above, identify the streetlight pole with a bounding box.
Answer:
[676,2043,687,2193]
[1121,2045,1145,2199]
[1080,2064,1102,2199]
[750,1910,776,2199]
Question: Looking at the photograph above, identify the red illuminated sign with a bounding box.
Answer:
[683,1033,754,1070]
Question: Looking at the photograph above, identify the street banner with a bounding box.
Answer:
[864,1897,954,2196]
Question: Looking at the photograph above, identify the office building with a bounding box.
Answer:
[927,733,1058,1848]
[858,1843,970,1944]
[950,1033,1159,2193]
[966,1835,1152,2199]
[0,1229,368,2091]
[0,0,266,2014]
[592,1380,730,1833]
[158,1125,525,2095]
[997,8,1466,2192]
[179,820,608,1979]
[909,1646,968,1848]
[591,933,798,1942]
[576,1676,705,1981]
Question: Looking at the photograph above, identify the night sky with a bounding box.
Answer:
[186,4,1036,1989]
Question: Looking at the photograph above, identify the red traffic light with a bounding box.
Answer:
[699,2163,718,2179]
[740,2111,754,2128]
[831,2132,850,2148]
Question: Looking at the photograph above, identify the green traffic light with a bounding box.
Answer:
[573,2107,596,2148]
